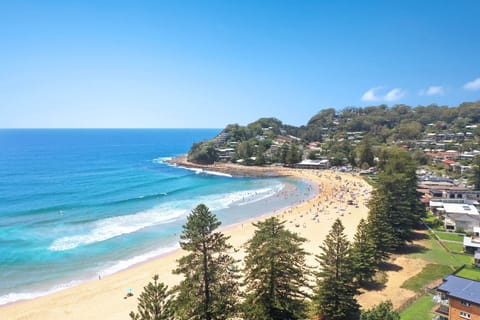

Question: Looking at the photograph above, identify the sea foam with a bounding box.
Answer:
[99,244,180,276]
[48,183,283,251]
[152,157,233,178]
[0,279,84,306]
[49,208,186,251]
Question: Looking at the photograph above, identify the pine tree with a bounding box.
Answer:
[255,144,266,165]
[173,204,239,320]
[356,137,375,168]
[314,219,360,320]
[360,301,400,320]
[379,148,424,249]
[350,219,377,286]
[366,148,424,257]
[366,191,395,263]
[129,275,174,320]
[243,217,310,320]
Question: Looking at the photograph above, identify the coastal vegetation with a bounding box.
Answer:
[129,275,174,320]
[173,204,239,319]
[142,104,478,319]
[360,301,399,320]
[187,101,480,171]
[131,149,420,319]
[313,219,360,320]
[242,217,310,319]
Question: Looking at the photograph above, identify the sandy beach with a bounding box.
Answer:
[0,167,372,320]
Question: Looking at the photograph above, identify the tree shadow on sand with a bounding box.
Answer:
[361,279,387,291]
[378,261,403,272]
[396,243,428,255]
[395,231,429,255]
[360,262,403,291]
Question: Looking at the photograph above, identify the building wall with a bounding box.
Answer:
[449,297,480,320]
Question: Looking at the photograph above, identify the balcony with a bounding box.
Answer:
[433,304,449,317]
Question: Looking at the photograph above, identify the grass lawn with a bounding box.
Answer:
[423,213,444,231]
[455,265,480,281]
[401,264,453,292]
[400,294,436,320]
[408,233,471,267]
[435,232,465,242]
[443,242,465,253]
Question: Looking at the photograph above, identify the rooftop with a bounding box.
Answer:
[438,275,480,305]
[464,237,480,248]
[447,213,480,223]
[297,159,329,165]
[442,203,479,215]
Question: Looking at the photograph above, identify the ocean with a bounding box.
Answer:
[0,129,315,305]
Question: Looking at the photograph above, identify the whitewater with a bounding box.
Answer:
[0,129,316,305]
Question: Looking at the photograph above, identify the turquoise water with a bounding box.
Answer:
[0,129,315,305]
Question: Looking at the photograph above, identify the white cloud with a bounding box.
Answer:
[420,86,444,96]
[361,87,381,102]
[464,78,480,91]
[361,87,406,102]
[384,88,406,101]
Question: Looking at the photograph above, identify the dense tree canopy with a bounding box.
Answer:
[367,147,424,258]
[243,217,310,320]
[188,100,480,168]
[129,275,174,320]
[350,218,377,286]
[360,301,400,320]
[188,141,218,164]
[314,219,360,320]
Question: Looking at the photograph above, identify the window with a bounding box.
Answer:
[460,311,471,319]
[461,300,471,307]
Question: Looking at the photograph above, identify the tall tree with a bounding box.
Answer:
[129,275,174,320]
[356,137,375,168]
[350,219,377,286]
[243,217,310,320]
[314,219,360,320]
[286,144,302,164]
[380,148,424,249]
[366,191,396,263]
[255,144,266,165]
[173,204,239,320]
[366,147,424,255]
[360,301,400,320]
[469,155,480,190]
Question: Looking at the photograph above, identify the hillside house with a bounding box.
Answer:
[216,148,235,162]
[295,159,330,169]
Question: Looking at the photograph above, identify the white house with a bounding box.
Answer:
[443,203,480,232]
[464,227,480,264]
[295,159,330,169]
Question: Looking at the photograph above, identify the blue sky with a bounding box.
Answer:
[1,0,480,128]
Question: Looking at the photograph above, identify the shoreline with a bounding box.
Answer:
[0,167,314,308]
[165,154,291,178]
[0,166,372,320]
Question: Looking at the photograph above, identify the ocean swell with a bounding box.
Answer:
[48,208,186,251]
[48,183,284,252]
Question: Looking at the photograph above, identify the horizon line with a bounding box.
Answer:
[0,127,223,130]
